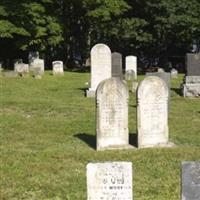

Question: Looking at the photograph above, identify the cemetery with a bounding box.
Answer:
[1,0,200,199]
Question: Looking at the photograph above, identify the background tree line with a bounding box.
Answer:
[0,0,200,71]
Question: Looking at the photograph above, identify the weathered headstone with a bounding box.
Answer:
[52,61,64,75]
[125,56,137,79]
[158,68,165,73]
[3,71,18,78]
[112,52,123,78]
[14,63,29,76]
[137,76,172,148]
[87,162,133,200]
[182,53,200,97]
[87,44,112,97]
[132,81,138,93]
[171,68,178,78]
[181,161,200,200]
[32,59,44,74]
[96,77,131,150]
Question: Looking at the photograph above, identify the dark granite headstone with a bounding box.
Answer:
[182,161,200,200]
[112,52,123,78]
[186,53,200,76]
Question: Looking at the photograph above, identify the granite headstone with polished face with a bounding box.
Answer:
[111,52,123,78]
[96,77,132,151]
[186,53,200,76]
[181,161,200,200]
[87,162,133,200]
[183,53,200,97]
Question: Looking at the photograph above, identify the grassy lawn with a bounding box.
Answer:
[1,72,200,200]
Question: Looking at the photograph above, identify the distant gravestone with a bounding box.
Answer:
[125,70,135,81]
[87,44,111,97]
[186,53,200,76]
[171,68,178,78]
[183,53,200,97]
[32,59,44,73]
[96,77,131,150]
[52,61,64,75]
[33,67,43,79]
[112,52,123,78]
[125,56,137,79]
[14,63,29,76]
[137,76,172,148]
[182,161,200,200]
[87,162,133,200]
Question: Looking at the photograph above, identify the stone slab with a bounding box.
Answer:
[186,53,200,76]
[125,56,137,79]
[87,162,133,200]
[183,83,200,97]
[112,52,123,78]
[182,161,200,200]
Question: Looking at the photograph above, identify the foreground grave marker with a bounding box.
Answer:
[87,162,133,200]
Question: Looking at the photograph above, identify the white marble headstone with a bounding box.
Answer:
[112,52,122,78]
[52,61,64,75]
[125,56,137,79]
[33,59,44,73]
[87,162,133,200]
[137,76,169,148]
[96,77,130,150]
[87,43,111,97]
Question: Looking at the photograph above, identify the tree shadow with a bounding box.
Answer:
[171,88,182,96]
[74,133,96,150]
[129,133,138,147]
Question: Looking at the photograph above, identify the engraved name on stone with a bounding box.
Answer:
[87,162,133,200]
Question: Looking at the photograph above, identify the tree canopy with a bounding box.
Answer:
[0,0,200,70]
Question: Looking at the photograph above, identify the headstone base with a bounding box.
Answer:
[183,83,200,97]
[97,144,135,151]
[183,76,200,97]
[139,142,175,149]
[86,89,96,97]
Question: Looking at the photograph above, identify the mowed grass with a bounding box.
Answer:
[1,72,200,200]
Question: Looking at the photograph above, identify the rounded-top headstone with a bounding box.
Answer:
[125,55,137,79]
[137,76,169,148]
[90,43,111,92]
[96,77,129,150]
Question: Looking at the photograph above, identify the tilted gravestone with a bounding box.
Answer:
[52,61,64,75]
[86,43,111,97]
[96,77,132,150]
[182,53,200,97]
[87,162,133,200]
[125,56,137,79]
[111,52,123,78]
[137,76,172,148]
[181,161,200,200]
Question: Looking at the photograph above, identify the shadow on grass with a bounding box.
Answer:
[75,133,96,150]
[75,132,138,149]
[129,133,138,147]
[171,88,182,96]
